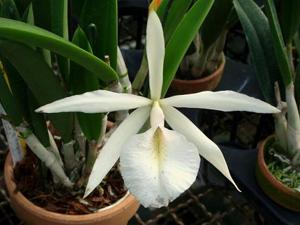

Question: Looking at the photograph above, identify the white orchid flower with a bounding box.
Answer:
[36,9,279,208]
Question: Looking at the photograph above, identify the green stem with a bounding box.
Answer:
[84,140,98,177]
[62,141,76,172]
[77,116,108,187]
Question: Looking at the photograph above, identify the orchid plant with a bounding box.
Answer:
[234,0,300,190]
[36,5,279,207]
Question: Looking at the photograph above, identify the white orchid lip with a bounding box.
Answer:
[120,126,200,208]
[35,7,280,208]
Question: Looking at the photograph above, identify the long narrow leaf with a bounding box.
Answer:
[51,0,68,39]
[27,90,50,147]
[70,27,103,141]
[161,0,214,97]
[80,0,118,70]
[264,0,293,86]
[0,17,118,84]
[31,0,52,69]
[163,0,192,42]
[279,0,300,45]
[1,59,28,119]
[233,0,282,104]
[51,0,70,82]
[0,40,73,142]
[157,0,170,21]
[201,0,233,50]
[0,65,23,125]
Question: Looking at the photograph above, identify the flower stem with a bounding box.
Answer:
[117,47,132,94]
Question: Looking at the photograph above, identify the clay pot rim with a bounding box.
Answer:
[257,135,300,196]
[4,153,137,222]
[173,53,225,84]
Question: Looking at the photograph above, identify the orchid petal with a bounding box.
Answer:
[146,11,165,100]
[84,106,151,198]
[161,91,280,113]
[120,126,200,208]
[36,90,151,113]
[161,104,240,191]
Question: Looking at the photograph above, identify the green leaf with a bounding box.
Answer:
[201,0,233,50]
[70,27,103,141]
[157,0,171,21]
[161,0,215,97]
[1,59,28,118]
[163,0,193,42]
[264,0,293,87]
[27,89,50,147]
[278,0,300,45]
[0,0,20,20]
[51,0,70,82]
[80,0,118,70]
[0,40,73,142]
[51,0,68,39]
[31,0,52,70]
[0,64,23,125]
[0,17,118,84]
[233,0,282,104]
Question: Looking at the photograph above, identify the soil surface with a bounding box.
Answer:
[265,140,300,191]
[13,150,127,215]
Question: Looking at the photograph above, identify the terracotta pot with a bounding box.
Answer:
[256,135,300,212]
[4,153,140,225]
[168,53,225,95]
